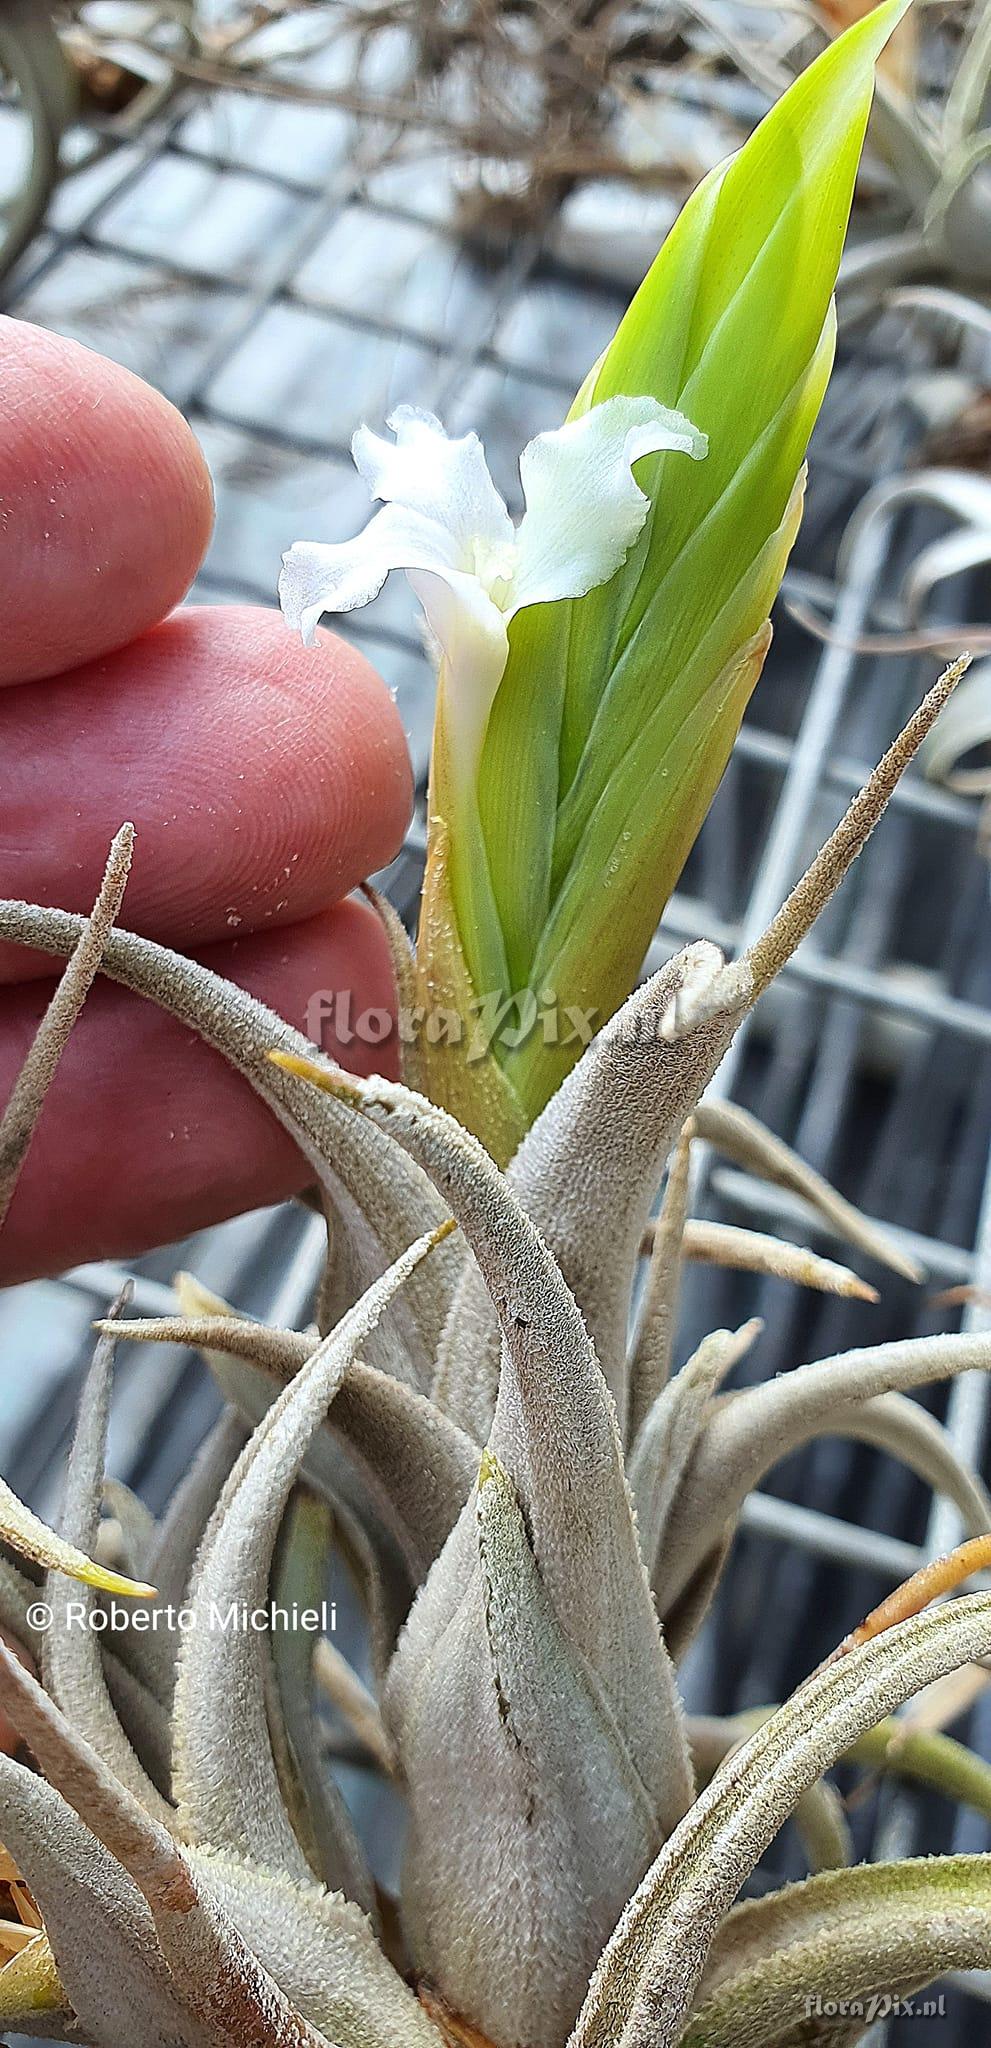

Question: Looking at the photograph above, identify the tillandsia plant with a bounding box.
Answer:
[4,5,991,2047]
[282,0,914,1162]
[3,664,991,2048]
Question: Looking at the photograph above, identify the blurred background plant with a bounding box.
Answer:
[3,3,990,286]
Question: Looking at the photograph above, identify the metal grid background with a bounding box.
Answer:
[1,26,991,2046]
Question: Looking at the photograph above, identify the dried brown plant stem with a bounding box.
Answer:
[787,600,991,655]
[418,1982,499,2048]
[748,656,972,997]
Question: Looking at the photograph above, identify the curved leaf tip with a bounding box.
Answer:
[0,1472,156,1602]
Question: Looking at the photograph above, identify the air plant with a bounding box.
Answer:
[3,6,991,2048]
[804,455,991,843]
[285,0,917,1160]
[851,0,991,305]
[0,1,75,284]
[1,659,991,2048]
[54,5,986,265]
[921,654,991,854]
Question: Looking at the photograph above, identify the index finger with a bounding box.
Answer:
[0,316,214,685]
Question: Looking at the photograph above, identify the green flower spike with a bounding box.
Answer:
[282,0,912,1163]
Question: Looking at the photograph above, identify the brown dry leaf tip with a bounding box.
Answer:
[0,1920,38,1966]
[829,1533,991,1667]
[313,1638,398,1778]
[821,0,917,93]
[418,1983,500,2048]
[930,1284,991,1311]
[747,656,973,997]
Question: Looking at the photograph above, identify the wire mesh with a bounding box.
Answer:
[1,19,991,2044]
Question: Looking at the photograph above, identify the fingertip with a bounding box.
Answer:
[0,606,414,980]
[0,317,214,685]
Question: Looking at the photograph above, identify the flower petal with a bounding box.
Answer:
[352,405,514,558]
[279,501,461,645]
[407,566,509,759]
[510,396,707,612]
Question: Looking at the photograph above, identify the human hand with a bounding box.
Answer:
[0,317,413,1283]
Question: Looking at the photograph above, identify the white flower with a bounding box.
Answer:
[280,398,706,760]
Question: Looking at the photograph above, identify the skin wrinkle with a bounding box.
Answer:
[0,608,412,983]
